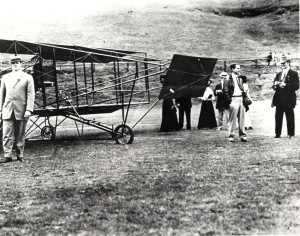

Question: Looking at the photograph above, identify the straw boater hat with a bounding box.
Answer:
[280,55,291,64]
[219,72,228,78]
[10,55,22,63]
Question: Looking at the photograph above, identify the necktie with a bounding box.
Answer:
[281,72,286,82]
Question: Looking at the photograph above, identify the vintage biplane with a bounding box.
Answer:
[0,39,217,144]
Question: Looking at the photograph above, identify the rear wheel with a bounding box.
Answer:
[41,125,55,140]
[113,124,134,144]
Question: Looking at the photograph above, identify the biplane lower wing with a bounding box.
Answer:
[32,102,149,116]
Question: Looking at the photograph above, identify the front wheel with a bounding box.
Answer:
[113,124,134,144]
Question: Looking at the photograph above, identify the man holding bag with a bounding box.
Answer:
[223,64,247,142]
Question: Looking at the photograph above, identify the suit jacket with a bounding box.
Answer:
[272,69,299,108]
[0,71,35,120]
[223,75,244,108]
[175,98,192,109]
[214,82,226,110]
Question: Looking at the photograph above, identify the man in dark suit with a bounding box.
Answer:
[272,55,299,139]
[214,72,229,130]
[176,97,192,130]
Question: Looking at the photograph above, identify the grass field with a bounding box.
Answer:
[0,0,299,235]
[0,100,299,235]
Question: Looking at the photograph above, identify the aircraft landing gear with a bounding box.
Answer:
[41,125,56,140]
[113,124,134,145]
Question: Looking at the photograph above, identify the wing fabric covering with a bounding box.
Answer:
[0,39,138,63]
[158,54,218,99]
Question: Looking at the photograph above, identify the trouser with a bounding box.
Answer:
[275,105,295,136]
[217,109,229,127]
[178,107,191,129]
[227,97,246,138]
[2,117,28,158]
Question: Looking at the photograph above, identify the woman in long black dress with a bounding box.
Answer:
[160,98,179,132]
[159,75,179,132]
[198,86,217,129]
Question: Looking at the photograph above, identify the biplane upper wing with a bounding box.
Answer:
[158,54,218,99]
[0,39,140,63]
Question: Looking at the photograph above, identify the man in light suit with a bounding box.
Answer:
[0,55,35,162]
[272,55,299,139]
[223,64,247,142]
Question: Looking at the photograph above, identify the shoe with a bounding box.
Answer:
[228,137,235,142]
[248,127,253,130]
[241,137,248,142]
[274,135,281,138]
[17,157,24,162]
[245,127,248,130]
[187,127,191,130]
[4,157,12,163]
[216,127,223,130]
[289,136,294,139]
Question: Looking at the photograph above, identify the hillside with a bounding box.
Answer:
[0,0,298,101]
[0,0,298,60]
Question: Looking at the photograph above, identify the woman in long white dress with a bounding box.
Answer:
[243,78,253,130]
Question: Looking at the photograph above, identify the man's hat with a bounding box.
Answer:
[219,72,228,78]
[280,55,291,64]
[10,55,22,63]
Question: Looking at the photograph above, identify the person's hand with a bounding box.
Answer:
[274,81,280,86]
[24,111,32,118]
[278,82,286,89]
[216,90,222,94]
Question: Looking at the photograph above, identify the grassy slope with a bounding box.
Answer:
[77,1,299,59]
[0,1,298,105]
[0,0,298,59]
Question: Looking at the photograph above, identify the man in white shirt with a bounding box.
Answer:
[223,64,247,142]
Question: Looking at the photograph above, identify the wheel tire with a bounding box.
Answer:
[41,125,55,140]
[113,124,134,144]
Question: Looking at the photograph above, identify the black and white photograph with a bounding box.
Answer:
[0,0,299,235]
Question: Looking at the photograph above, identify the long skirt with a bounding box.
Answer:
[198,101,217,129]
[160,99,179,132]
